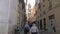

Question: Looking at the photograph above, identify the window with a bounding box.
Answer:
[34,11,37,16]
[43,18,46,30]
[43,4,45,7]
[37,21,39,29]
[40,20,42,29]
[43,0,45,2]
[48,0,52,10]
[22,3,25,9]
[43,10,46,14]
[38,3,41,9]
[40,14,42,17]
[48,0,49,1]
[49,15,54,19]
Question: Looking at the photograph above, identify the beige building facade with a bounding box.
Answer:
[29,6,36,22]
[35,0,60,34]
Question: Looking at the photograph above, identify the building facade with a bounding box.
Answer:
[17,0,26,34]
[0,0,26,34]
[35,0,60,34]
[18,0,26,29]
[35,0,41,29]
[0,0,19,34]
[29,6,36,22]
[27,4,31,21]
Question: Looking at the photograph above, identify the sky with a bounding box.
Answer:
[27,0,35,8]
[24,0,35,15]
[24,0,35,9]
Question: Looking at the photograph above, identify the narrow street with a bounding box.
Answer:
[39,29,48,34]
[19,28,55,34]
[0,0,60,34]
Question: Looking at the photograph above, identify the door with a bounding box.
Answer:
[49,19,55,32]
[49,15,56,32]
[40,20,42,29]
[43,18,46,30]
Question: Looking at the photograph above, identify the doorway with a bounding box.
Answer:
[49,15,56,32]
[43,18,46,30]
[40,20,42,29]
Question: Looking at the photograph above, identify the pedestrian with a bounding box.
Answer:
[28,22,33,28]
[29,23,39,34]
[24,22,30,34]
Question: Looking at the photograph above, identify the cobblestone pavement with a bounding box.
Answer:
[20,29,56,34]
[39,31,49,34]
[39,30,56,34]
[20,30,49,34]
[39,30,49,34]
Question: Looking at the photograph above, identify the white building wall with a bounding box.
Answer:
[0,0,18,34]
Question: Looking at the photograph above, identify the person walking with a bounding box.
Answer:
[29,23,39,34]
[28,22,33,28]
[24,22,30,34]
